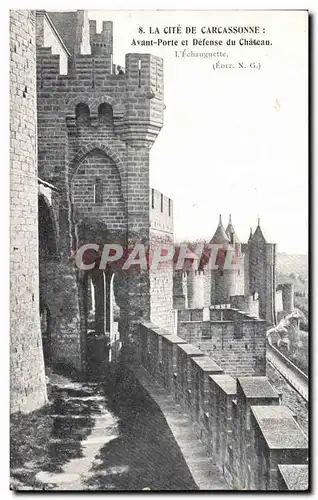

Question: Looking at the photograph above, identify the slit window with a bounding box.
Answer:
[94,178,103,204]
[138,58,141,87]
[168,199,171,216]
[151,188,155,209]
[160,193,163,212]
[234,323,244,339]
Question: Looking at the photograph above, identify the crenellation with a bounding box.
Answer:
[137,322,308,490]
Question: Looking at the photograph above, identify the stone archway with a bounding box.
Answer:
[38,194,58,368]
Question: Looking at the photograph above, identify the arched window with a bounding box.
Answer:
[75,103,90,125]
[98,103,113,124]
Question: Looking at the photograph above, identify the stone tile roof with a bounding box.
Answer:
[209,215,230,244]
[47,11,78,55]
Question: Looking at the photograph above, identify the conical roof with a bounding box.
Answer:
[251,219,266,242]
[210,215,230,244]
[225,214,240,244]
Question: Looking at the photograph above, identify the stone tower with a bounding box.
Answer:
[247,220,276,325]
[10,10,47,413]
[210,215,237,304]
[35,10,165,371]
[225,215,245,296]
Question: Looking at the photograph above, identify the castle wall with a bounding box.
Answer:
[275,289,283,314]
[10,10,47,413]
[71,149,126,237]
[173,271,188,309]
[277,283,294,315]
[231,294,259,318]
[187,270,205,309]
[210,247,245,305]
[150,189,174,332]
[89,20,113,56]
[36,13,165,368]
[36,12,69,74]
[177,307,266,377]
[138,322,308,490]
[248,240,276,326]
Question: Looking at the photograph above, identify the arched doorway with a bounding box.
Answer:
[38,194,58,367]
[82,268,121,377]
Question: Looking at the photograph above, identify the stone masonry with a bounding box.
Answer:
[10,10,47,413]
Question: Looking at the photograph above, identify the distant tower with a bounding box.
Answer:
[225,215,245,296]
[210,215,236,304]
[277,283,295,315]
[226,214,239,247]
[248,219,276,325]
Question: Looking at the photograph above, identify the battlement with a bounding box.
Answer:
[36,43,163,91]
[178,306,264,324]
[89,20,113,56]
[138,321,308,490]
[150,188,173,234]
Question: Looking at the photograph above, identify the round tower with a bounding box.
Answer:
[10,10,47,413]
[210,215,237,304]
[277,283,295,314]
[187,269,205,309]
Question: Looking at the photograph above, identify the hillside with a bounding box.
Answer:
[276,253,308,279]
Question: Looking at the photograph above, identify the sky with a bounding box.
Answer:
[88,9,308,254]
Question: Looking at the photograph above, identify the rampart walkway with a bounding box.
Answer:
[11,367,223,491]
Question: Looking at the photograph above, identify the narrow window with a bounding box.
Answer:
[138,58,141,88]
[155,61,158,90]
[234,323,244,339]
[160,193,163,212]
[168,198,171,216]
[94,178,103,203]
[151,188,155,209]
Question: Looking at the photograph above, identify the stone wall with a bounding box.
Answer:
[277,283,295,315]
[149,189,174,332]
[177,307,267,377]
[10,10,47,413]
[35,11,166,368]
[137,322,308,491]
[248,239,276,326]
[187,270,205,309]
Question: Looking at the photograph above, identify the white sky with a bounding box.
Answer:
[89,9,308,253]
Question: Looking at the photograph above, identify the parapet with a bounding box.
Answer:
[237,376,279,402]
[137,320,308,490]
[278,465,308,491]
[89,20,113,56]
[251,405,308,451]
[150,188,173,235]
